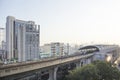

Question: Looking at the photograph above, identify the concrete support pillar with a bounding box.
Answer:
[54,67,58,80]
[48,67,58,80]
[80,61,83,67]
[75,58,92,68]
[76,62,80,68]
[80,59,85,66]
[86,58,91,64]
[48,69,54,80]
[83,58,92,65]
[37,72,41,80]
[88,58,91,64]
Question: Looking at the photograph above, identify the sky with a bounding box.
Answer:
[1,0,120,45]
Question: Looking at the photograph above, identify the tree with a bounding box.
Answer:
[66,61,120,80]
[93,61,120,80]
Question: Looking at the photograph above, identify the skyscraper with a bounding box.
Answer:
[6,16,40,62]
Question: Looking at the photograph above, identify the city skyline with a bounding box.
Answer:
[1,0,120,45]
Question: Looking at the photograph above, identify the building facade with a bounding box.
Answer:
[40,42,65,57]
[6,16,40,62]
[0,28,5,47]
[40,43,79,58]
[51,42,64,56]
[40,44,51,58]
[0,41,6,61]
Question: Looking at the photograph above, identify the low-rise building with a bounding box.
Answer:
[40,43,79,58]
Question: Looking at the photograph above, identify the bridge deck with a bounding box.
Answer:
[0,54,94,77]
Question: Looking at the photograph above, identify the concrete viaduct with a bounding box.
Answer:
[0,44,119,80]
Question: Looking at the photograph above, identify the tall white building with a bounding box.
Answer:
[6,16,40,62]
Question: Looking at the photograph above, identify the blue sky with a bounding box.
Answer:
[1,0,120,45]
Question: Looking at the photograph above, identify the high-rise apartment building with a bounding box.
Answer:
[6,16,40,62]
[51,42,64,56]
[40,42,64,57]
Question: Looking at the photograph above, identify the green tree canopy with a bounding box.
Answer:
[66,61,120,80]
